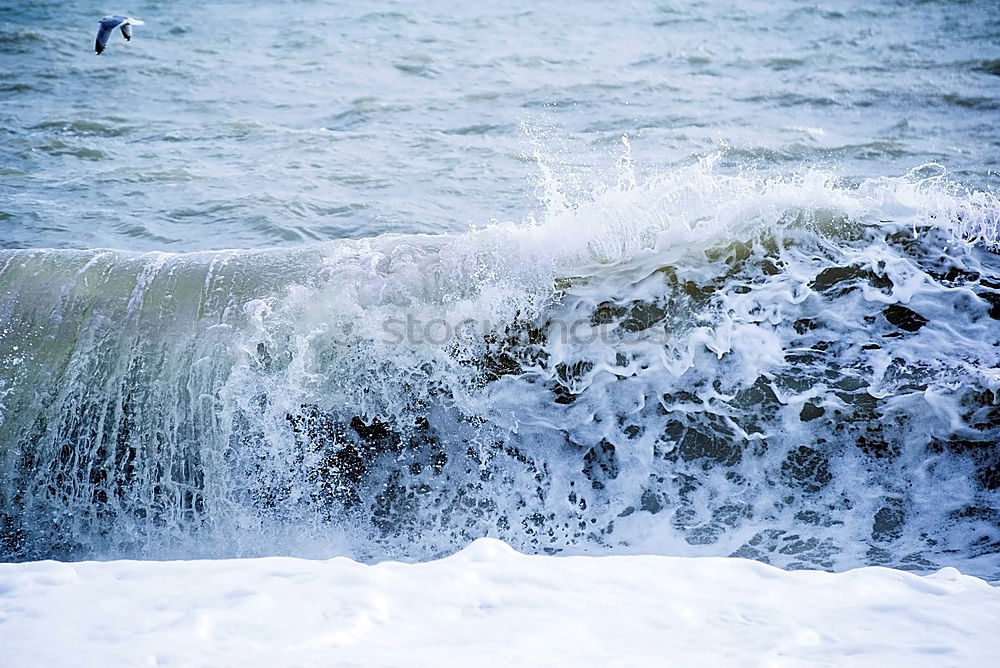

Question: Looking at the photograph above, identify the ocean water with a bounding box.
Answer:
[1,1,999,576]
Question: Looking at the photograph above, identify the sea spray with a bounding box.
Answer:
[1,158,998,576]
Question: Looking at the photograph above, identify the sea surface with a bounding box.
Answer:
[1,1,999,576]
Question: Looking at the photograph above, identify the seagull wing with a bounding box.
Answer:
[95,16,125,54]
[121,23,132,41]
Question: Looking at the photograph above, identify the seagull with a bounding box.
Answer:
[95,15,144,55]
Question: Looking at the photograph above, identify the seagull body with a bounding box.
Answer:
[95,15,144,55]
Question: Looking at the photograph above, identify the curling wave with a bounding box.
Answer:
[1,157,999,576]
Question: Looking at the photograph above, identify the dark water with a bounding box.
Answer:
[1,1,999,577]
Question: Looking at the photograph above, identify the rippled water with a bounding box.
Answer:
[1,1,999,575]
[2,0,998,250]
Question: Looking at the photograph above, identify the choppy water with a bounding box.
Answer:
[2,1,999,576]
[3,0,999,249]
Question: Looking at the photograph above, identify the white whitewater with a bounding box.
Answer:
[1,538,999,666]
[2,157,998,577]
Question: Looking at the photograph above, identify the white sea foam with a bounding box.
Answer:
[1,538,999,667]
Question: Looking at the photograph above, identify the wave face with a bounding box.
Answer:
[2,161,999,575]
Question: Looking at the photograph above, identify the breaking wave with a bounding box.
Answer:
[2,152,999,576]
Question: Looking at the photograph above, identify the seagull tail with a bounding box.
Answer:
[129,18,145,25]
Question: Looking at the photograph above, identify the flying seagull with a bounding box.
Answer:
[95,15,144,55]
